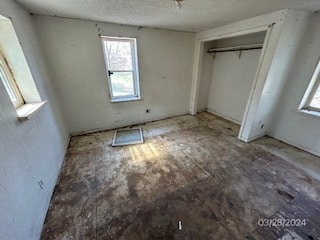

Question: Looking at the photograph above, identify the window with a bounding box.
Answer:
[0,53,24,108]
[0,15,46,120]
[101,36,141,102]
[299,59,320,115]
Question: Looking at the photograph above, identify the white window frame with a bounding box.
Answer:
[0,15,46,121]
[0,53,24,108]
[101,36,141,103]
[299,58,320,117]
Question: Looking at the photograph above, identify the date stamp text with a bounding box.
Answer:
[258,218,307,228]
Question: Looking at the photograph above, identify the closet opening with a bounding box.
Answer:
[196,30,268,133]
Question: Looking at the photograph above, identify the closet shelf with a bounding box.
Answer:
[207,43,263,54]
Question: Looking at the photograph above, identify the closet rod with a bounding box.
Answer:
[207,43,263,53]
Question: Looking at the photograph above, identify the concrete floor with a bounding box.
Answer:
[41,112,320,240]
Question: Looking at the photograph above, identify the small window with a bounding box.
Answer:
[0,15,46,120]
[0,53,24,108]
[299,59,320,115]
[101,36,141,102]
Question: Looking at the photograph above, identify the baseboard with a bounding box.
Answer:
[206,108,241,125]
[71,111,191,136]
[267,133,320,157]
[245,132,267,142]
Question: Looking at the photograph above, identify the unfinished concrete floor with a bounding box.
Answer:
[41,112,320,240]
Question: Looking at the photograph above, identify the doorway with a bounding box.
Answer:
[197,31,267,124]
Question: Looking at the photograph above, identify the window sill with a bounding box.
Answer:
[111,97,141,103]
[298,109,320,119]
[17,101,46,121]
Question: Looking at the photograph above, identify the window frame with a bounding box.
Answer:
[0,53,24,108]
[101,36,141,103]
[299,58,320,115]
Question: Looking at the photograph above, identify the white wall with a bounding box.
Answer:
[33,16,195,134]
[243,10,312,141]
[207,49,262,123]
[269,12,320,156]
[0,1,69,239]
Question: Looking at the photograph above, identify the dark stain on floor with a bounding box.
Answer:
[41,112,320,240]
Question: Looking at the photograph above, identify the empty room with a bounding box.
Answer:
[1,0,320,239]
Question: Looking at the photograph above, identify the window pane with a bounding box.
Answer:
[0,68,17,102]
[110,71,135,97]
[102,37,140,101]
[310,84,320,108]
[105,41,133,70]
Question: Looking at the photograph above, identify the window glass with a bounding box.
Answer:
[309,84,320,109]
[105,41,133,71]
[299,59,320,115]
[0,54,24,108]
[102,37,140,102]
[0,67,17,102]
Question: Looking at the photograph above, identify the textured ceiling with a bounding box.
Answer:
[13,0,320,32]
